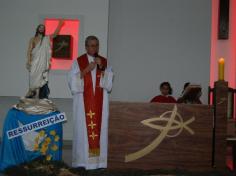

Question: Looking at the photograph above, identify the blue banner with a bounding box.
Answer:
[0,108,64,171]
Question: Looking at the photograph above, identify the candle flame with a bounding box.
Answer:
[219,58,225,64]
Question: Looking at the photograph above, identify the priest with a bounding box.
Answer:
[68,36,113,169]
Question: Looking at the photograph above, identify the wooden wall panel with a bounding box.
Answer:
[108,102,215,171]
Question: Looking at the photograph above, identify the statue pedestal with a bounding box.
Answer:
[0,98,64,171]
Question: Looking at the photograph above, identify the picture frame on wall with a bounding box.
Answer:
[52,35,72,59]
[218,0,229,40]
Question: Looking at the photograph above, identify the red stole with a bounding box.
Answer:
[77,54,107,157]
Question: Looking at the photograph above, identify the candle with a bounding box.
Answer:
[218,58,225,80]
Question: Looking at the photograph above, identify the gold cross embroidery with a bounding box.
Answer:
[87,110,95,119]
[88,121,96,129]
[89,132,98,140]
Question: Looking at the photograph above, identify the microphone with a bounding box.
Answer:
[94,53,98,58]
[94,53,105,71]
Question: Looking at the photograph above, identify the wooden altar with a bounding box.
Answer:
[108,81,228,171]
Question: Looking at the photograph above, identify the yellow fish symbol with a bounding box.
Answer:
[125,105,195,162]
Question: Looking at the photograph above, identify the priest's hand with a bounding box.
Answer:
[95,57,105,70]
[95,57,101,66]
[86,62,96,73]
[81,62,96,78]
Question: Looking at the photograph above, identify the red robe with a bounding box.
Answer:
[150,95,177,103]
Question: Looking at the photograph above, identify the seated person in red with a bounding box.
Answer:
[150,82,177,103]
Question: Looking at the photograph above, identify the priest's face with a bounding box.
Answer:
[160,85,170,96]
[86,39,99,56]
